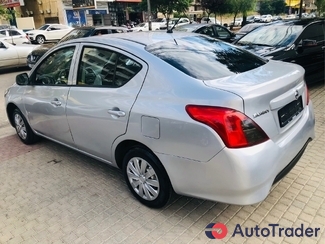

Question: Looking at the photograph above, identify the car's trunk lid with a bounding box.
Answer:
[203,60,307,140]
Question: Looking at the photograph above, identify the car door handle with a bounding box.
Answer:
[322,46,325,50]
[107,109,126,117]
[51,99,62,106]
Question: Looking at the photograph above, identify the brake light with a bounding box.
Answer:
[305,85,309,105]
[185,105,269,148]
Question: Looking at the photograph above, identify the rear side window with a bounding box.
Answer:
[77,47,142,87]
[146,35,267,80]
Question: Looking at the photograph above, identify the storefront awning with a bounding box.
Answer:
[0,0,20,8]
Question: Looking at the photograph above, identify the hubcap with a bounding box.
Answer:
[126,157,160,201]
[14,113,27,140]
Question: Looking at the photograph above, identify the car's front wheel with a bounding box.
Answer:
[36,35,45,44]
[12,109,38,145]
[123,147,171,208]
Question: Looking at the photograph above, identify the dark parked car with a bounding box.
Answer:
[234,23,267,40]
[234,21,283,41]
[27,26,130,68]
[174,23,236,43]
[234,19,325,84]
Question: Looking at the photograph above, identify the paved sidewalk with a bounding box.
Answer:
[0,83,324,244]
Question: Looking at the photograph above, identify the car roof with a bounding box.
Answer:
[96,26,129,30]
[175,23,222,31]
[71,26,128,30]
[57,32,203,60]
[64,31,200,47]
[276,18,324,27]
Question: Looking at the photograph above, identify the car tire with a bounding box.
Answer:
[12,109,39,145]
[123,147,171,208]
[36,35,45,44]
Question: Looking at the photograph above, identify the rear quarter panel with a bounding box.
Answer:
[116,52,244,162]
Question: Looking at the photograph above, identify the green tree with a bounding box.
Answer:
[259,0,274,15]
[140,0,191,19]
[200,0,229,22]
[272,0,286,15]
[228,0,256,27]
[315,0,325,15]
[0,5,14,21]
[259,0,286,15]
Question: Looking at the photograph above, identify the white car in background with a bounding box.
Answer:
[131,22,161,32]
[231,18,243,26]
[26,24,73,44]
[260,15,273,22]
[0,29,30,45]
[152,18,167,29]
[200,17,221,25]
[161,18,193,30]
[0,40,38,70]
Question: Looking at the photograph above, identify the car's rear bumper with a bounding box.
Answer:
[157,103,315,205]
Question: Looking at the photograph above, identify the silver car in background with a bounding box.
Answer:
[5,32,315,208]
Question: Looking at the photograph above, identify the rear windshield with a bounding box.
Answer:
[146,35,267,80]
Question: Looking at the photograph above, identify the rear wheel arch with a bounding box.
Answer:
[6,103,19,127]
[114,140,173,188]
[115,140,154,169]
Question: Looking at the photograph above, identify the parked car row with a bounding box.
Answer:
[2,18,324,86]
[0,28,30,45]
[233,18,325,85]
[175,23,236,43]
[26,26,130,68]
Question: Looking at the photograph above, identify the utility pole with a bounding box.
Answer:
[298,0,303,19]
[148,0,152,30]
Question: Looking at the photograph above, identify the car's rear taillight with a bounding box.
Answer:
[305,85,309,105]
[185,105,269,148]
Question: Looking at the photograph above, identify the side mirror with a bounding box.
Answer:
[16,73,29,85]
[231,32,236,37]
[302,39,317,47]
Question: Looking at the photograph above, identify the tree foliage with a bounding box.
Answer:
[200,0,230,17]
[227,0,256,27]
[315,0,325,15]
[272,0,287,15]
[0,5,13,21]
[139,0,192,18]
[259,0,286,15]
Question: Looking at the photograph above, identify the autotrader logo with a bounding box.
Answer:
[205,223,228,239]
[205,222,321,239]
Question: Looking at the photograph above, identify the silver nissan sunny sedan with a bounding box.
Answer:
[4,32,315,208]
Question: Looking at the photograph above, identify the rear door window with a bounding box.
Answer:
[77,47,142,87]
[146,35,267,80]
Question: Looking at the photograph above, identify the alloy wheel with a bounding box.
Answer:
[14,113,27,140]
[36,36,45,44]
